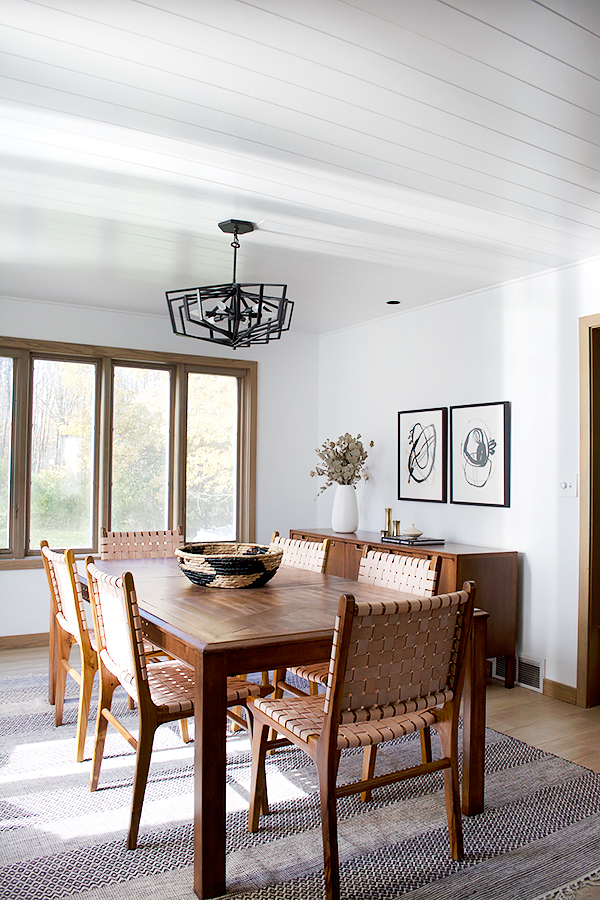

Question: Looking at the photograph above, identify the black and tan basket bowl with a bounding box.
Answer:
[175,542,283,589]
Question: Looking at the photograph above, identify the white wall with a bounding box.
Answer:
[0,296,320,636]
[314,256,600,688]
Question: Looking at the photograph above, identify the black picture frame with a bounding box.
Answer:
[450,401,510,507]
[398,407,447,503]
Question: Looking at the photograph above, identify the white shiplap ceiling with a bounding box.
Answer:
[1,0,599,336]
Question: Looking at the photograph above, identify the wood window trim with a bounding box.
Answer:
[578,314,600,707]
[0,336,257,568]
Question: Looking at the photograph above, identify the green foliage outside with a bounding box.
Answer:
[111,366,170,531]
[28,360,95,549]
[0,357,13,549]
[186,373,236,539]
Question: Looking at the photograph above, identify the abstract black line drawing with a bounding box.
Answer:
[450,402,510,507]
[407,422,436,484]
[398,408,447,503]
[462,423,496,487]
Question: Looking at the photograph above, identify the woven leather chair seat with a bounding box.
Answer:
[252,691,451,749]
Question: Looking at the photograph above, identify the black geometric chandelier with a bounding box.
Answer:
[166,220,294,349]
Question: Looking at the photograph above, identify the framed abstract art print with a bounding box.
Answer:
[398,407,447,503]
[450,401,510,507]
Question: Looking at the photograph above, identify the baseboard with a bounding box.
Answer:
[543,678,577,705]
[0,632,49,650]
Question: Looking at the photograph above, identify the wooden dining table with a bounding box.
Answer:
[74,557,488,900]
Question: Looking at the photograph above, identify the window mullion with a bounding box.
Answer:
[97,358,113,535]
[10,351,29,557]
[173,365,187,535]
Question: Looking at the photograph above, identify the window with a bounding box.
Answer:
[0,338,257,565]
[29,358,96,550]
[111,365,171,531]
[0,356,13,551]
[186,372,237,541]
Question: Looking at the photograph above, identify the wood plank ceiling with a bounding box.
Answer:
[1,0,599,336]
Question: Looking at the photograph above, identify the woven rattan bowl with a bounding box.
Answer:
[175,542,283,589]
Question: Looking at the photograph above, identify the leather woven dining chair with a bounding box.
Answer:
[86,559,271,850]
[231,531,331,732]
[275,548,441,695]
[99,526,190,740]
[99,526,184,559]
[270,531,331,572]
[41,541,98,763]
[273,548,443,793]
[248,582,475,900]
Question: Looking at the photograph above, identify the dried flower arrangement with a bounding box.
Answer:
[310,433,374,496]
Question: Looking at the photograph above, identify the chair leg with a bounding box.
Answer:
[248,720,270,833]
[75,658,97,763]
[434,719,463,860]
[90,667,118,792]
[420,727,432,763]
[360,744,377,802]
[318,748,341,900]
[54,629,72,727]
[231,675,247,732]
[179,717,190,743]
[127,716,158,850]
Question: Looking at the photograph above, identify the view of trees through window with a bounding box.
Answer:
[29,359,96,550]
[0,357,12,550]
[111,366,170,531]
[0,341,253,558]
[187,372,237,541]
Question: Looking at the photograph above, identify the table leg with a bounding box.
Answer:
[461,611,488,816]
[194,650,227,900]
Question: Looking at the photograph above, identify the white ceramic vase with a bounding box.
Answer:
[331,483,359,533]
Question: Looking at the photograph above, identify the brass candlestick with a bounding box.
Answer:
[384,508,392,536]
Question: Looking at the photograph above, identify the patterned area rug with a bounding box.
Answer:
[1,673,600,900]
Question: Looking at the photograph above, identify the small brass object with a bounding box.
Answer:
[384,508,392,536]
[393,520,400,536]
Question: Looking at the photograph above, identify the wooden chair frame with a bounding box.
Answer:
[248,582,475,900]
[41,541,98,763]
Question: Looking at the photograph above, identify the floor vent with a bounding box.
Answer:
[516,655,545,692]
[490,655,545,692]
[490,655,507,681]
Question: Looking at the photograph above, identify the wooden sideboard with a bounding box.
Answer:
[290,528,518,688]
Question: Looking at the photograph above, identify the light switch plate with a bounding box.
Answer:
[558,474,578,497]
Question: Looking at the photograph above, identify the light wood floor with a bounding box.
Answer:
[2,648,600,898]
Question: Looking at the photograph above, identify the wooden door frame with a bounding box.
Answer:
[578,314,600,707]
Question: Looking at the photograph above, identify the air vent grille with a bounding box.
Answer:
[517,656,544,692]
[490,655,545,692]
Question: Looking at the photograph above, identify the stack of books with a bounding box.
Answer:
[381,535,445,546]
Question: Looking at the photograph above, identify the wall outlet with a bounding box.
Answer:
[558,474,578,497]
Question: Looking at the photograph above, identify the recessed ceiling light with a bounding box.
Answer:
[386,300,401,305]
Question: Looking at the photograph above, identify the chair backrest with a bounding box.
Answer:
[357,548,441,597]
[86,561,147,702]
[270,531,331,573]
[323,585,475,729]
[99,526,184,560]
[41,541,92,649]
